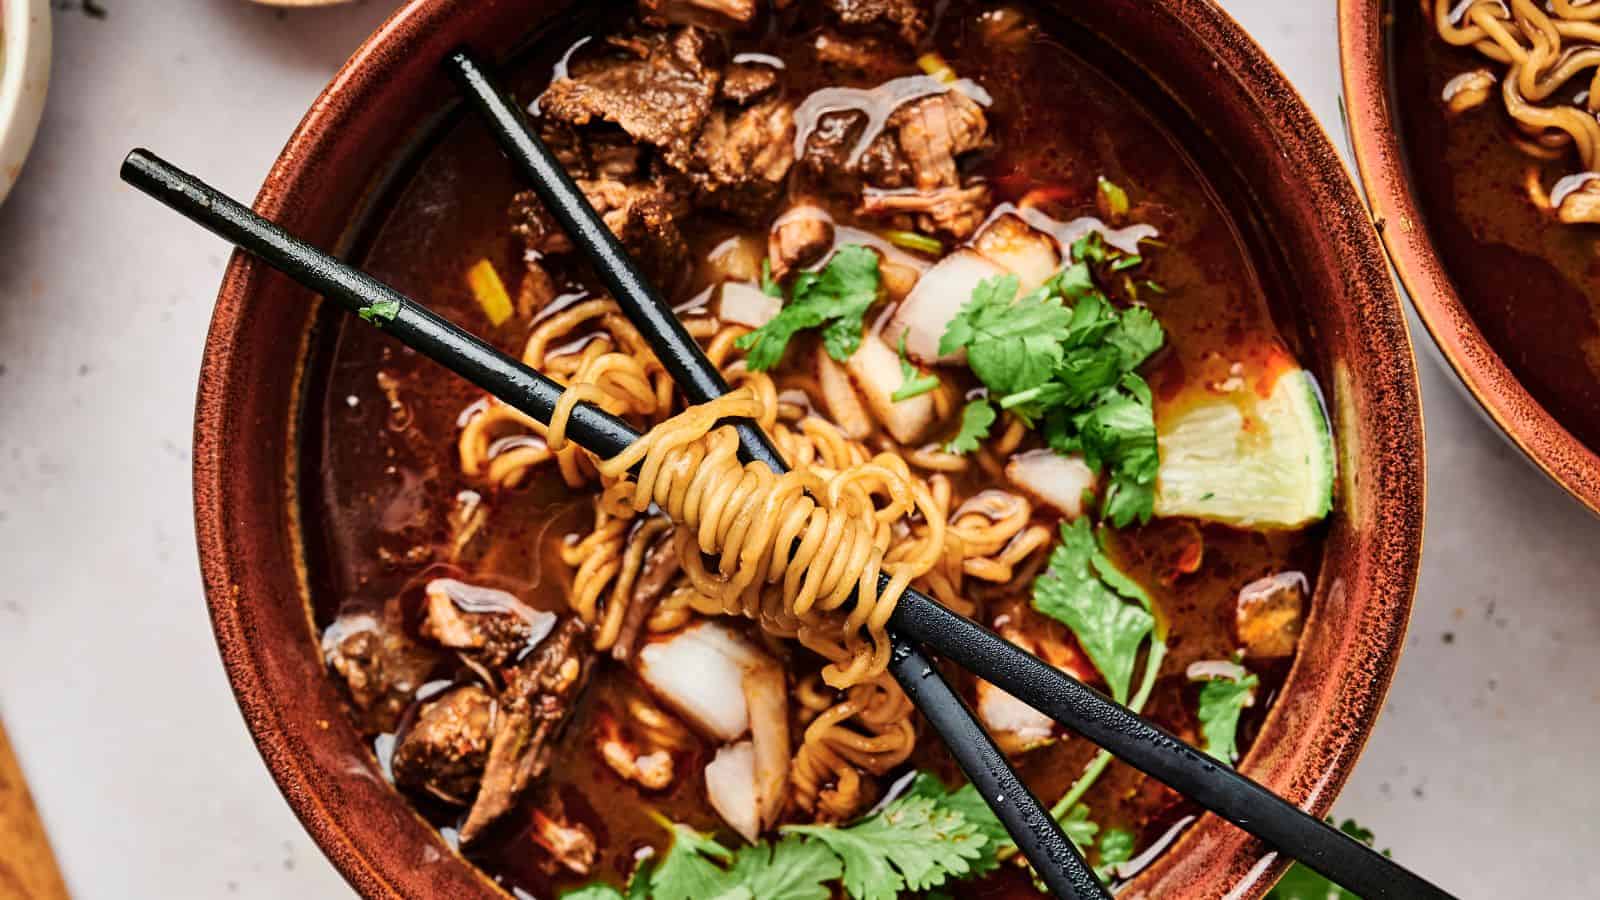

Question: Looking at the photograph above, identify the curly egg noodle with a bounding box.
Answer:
[453,297,1051,817]
[1433,0,1600,220]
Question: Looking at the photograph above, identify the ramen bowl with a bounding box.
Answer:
[1340,0,1600,514]
[194,1,1425,896]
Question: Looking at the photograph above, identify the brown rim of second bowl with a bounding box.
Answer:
[1338,0,1600,515]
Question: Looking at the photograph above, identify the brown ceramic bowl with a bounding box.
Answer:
[1339,0,1600,515]
[194,1,1424,896]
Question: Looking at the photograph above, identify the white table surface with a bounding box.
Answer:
[1,2,1596,897]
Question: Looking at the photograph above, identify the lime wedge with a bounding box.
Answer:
[1153,367,1335,530]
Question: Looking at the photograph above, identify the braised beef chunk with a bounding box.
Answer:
[768,202,835,274]
[517,259,559,319]
[799,111,911,195]
[420,579,555,668]
[539,27,724,169]
[460,617,594,843]
[721,62,780,104]
[893,91,988,189]
[588,133,646,180]
[641,0,757,29]
[584,177,692,284]
[392,685,494,805]
[857,91,993,238]
[824,0,929,45]
[798,87,991,237]
[511,190,573,258]
[511,178,690,286]
[324,603,437,733]
[690,98,797,219]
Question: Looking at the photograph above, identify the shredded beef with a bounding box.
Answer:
[459,617,594,843]
[531,809,599,875]
[859,182,991,238]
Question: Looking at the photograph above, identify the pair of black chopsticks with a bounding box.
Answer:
[122,47,1454,900]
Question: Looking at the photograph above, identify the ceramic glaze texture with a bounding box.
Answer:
[194,1,1424,897]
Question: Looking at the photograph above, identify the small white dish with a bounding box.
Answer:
[0,0,51,208]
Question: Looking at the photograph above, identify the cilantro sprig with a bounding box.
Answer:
[944,399,997,453]
[578,784,999,900]
[1031,518,1155,704]
[736,245,881,371]
[787,795,988,900]
[936,233,1165,526]
[1031,515,1167,875]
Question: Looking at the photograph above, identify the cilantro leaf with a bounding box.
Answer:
[944,399,996,454]
[931,783,1006,875]
[725,837,841,900]
[939,277,1073,394]
[1267,821,1379,900]
[1094,828,1135,882]
[1031,519,1154,702]
[1058,803,1099,851]
[1050,262,1098,303]
[1106,305,1164,370]
[358,298,401,324]
[1075,377,1160,527]
[1197,671,1260,764]
[650,821,736,900]
[892,334,940,401]
[785,795,988,900]
[736,245,880,370]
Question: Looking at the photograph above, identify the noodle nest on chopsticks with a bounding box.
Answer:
[454,301,1048,817]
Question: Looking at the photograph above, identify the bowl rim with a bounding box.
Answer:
[196,1,1426,897]
[1337,0,1600,515]
[0,0,52,207]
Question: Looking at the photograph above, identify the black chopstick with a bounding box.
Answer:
[125,113,1459,900]
[439,49,1459,900]
[120,148,1104,900]
[445,51,1107,900]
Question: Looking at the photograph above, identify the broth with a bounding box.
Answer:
[1390,4,1600,451]
[300,3,1326,896]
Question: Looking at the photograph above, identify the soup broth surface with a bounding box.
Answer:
[301,3,1326,895]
